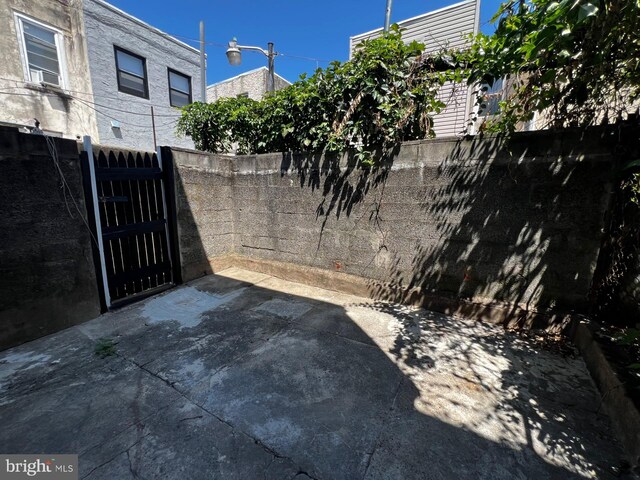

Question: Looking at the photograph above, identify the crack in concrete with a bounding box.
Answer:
[242,244,277,252]
[79,405,168,457]
[115,335,320,479]
[361,375,404,480]
[285,319,380,350]
[178,415,204,422]
[126,446,149,480]
[81,432,152,479]
[291,471,320,480]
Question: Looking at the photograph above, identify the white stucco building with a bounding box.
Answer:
[0,0,202,151]
[0,0,99,139]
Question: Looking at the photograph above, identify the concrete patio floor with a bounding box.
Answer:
[0,268,625,479]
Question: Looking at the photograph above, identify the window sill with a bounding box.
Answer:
[117,88,149,100]
[23,82,72,99]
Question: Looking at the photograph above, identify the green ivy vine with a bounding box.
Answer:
[177,0,640,158]
[177,27,464,164]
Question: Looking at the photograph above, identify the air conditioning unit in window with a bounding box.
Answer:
[29,69,44,83]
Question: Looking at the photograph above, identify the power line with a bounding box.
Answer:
[69,95,180,129]
[44,133,100,248]
[0,89,180,129]
[168,33,332,65]
[0,85,179,117]
[0,77,183,112]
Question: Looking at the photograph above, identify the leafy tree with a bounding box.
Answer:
[464,0,640,130]
[178,0,640,155]
[177,28,451,164]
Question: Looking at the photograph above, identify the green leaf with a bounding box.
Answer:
[281,125,294,138]
[616,329,640,345]
[541,70,556,83]
[622,160,640,171]
[577,2,598,21]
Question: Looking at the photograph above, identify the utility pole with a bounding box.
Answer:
[199,21,206,102]
[384,0,393,32]
[267,42,275,93]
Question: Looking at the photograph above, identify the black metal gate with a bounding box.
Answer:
[81,142,180,309]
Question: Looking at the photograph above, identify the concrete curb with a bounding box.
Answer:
[201,254,568,329]
[569,319,640,467]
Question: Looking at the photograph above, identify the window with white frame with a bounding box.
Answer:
[15,14,66,88]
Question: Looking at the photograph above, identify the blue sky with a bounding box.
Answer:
[108,0,503,86]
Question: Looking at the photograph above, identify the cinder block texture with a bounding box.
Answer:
[171,127,635,318]
[0,127,100,349]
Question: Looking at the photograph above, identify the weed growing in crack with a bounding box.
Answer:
[95,338,117,358]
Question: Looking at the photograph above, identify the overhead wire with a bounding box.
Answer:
[71,94,180,129]
[44,133,101,248]
[38,0,334,67]
[0,77,183,112]
[0,89,180,129]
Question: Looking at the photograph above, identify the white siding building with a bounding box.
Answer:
[350,0,480,138]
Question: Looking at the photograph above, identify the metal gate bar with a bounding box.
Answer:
[81,137,177,309]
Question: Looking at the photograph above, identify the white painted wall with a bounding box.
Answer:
[82,0,202,151]
[0,0,98,139]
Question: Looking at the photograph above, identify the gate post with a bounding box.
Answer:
[83,136,111,308]
[159,146,182,285]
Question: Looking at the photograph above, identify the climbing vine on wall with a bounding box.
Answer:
[460,0,640,131]
[177,28,463,164]
[178,1,640,157]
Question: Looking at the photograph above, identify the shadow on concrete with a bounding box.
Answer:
[5,130,630,477]
[2,132,630,478]
[0,270,622,479]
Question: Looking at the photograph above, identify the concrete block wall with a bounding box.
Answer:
[0,127,100,349]
[170,149,236,281]
[171,127,632,320]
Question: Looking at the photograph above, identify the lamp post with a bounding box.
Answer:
[226,38,277,93]
[384,0,393,32]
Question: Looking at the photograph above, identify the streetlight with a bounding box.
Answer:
[226,37,277,93]
[384,0,393,32]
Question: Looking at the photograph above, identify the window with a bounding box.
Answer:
[478,78,504,117]
[114,46,148,98]
[15,14,66,88]
[237,92,249,98]
[168,69,191,107]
